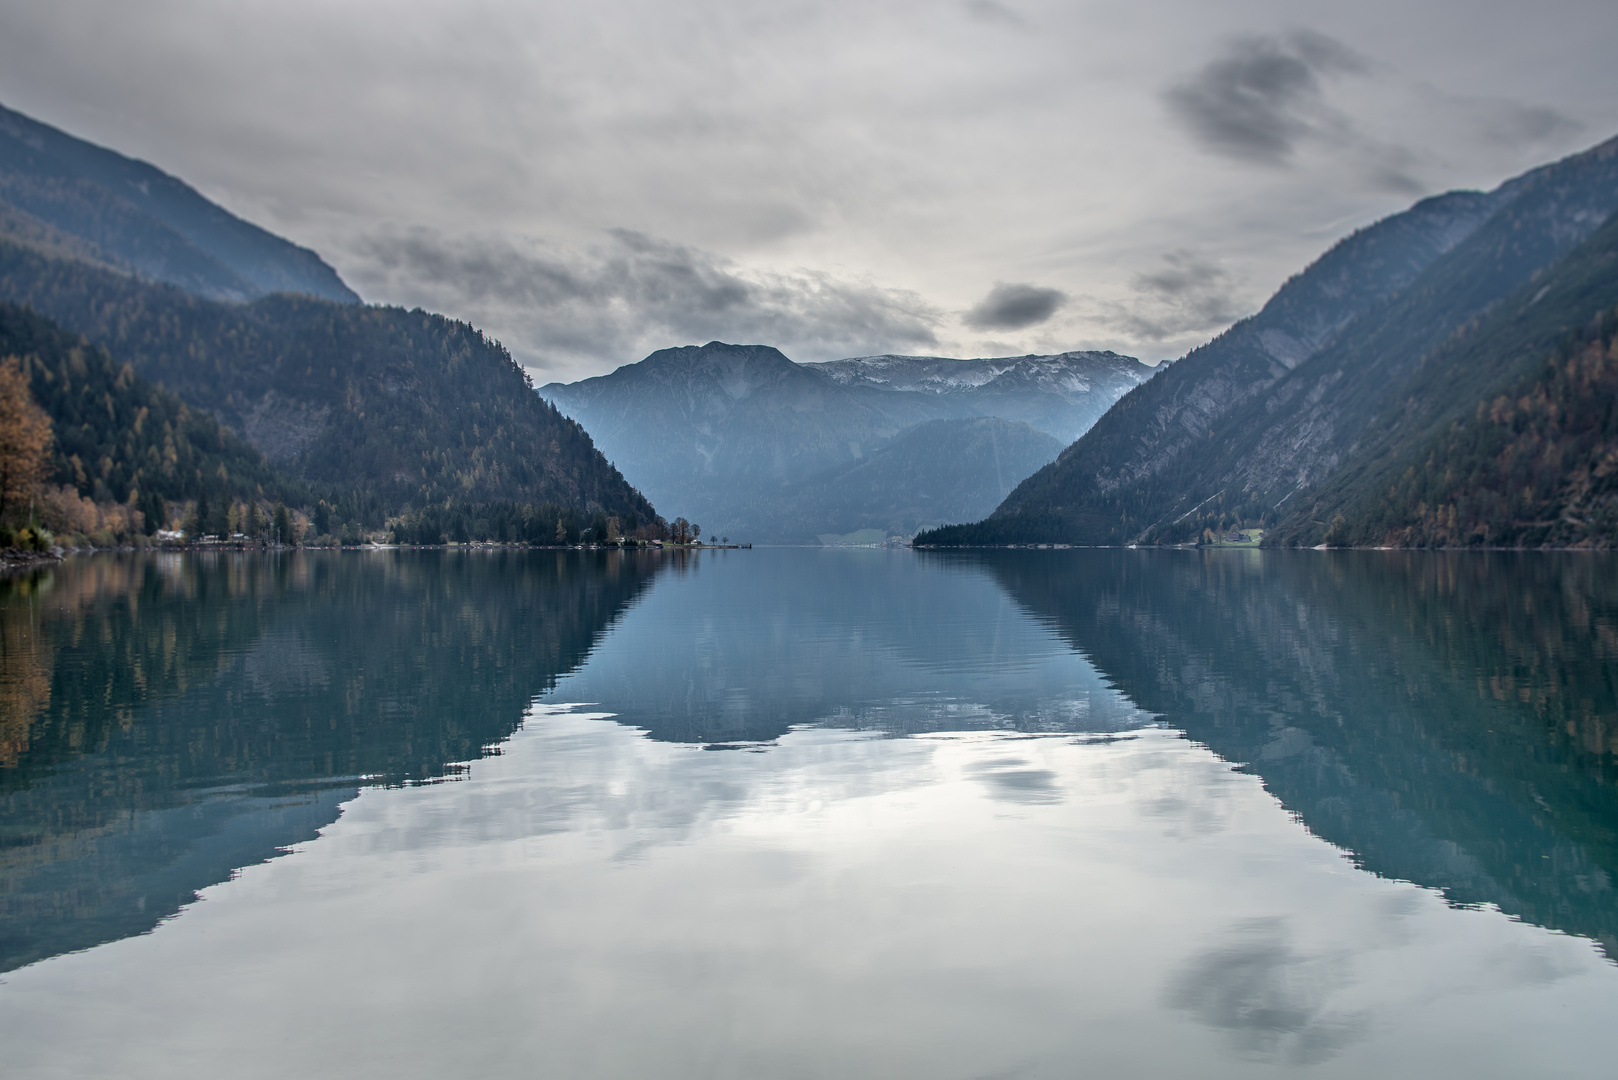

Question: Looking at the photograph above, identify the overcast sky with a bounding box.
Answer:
[3,0,1616,382]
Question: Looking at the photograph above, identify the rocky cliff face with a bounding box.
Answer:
[543,343,1152,542]
[1221,135,1618,540]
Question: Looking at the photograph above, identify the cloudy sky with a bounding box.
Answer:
[2,0,1616,382]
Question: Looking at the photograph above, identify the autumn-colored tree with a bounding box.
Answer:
[0,356,52,524]
[0,576,52,766]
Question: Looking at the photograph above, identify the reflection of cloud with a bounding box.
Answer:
[966,757,1063,804]
[346,227,943,378]
[963,282,1069,332]
[1166,917,1368,1065]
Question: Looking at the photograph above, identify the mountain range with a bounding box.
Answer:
[542,343,1154,542]
[919,134,1618,548]
[8,95,1615,551]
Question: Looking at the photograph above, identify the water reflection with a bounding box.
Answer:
[0,549,659,972]
[546,549,1150,743]
[5,714,1610,1079]
[3,548,1618,1077]
[970,549,1618,956]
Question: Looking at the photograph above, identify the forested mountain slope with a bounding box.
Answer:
[1281,216,1618,548]
[0,239,659,528]
[0,101,356,304]
[1,301,299,534]
[918,134,1618,547]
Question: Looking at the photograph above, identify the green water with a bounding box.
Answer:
[1,548,1615,1077]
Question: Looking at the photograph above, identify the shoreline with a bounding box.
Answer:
[0,548,63,574]
[910,543,1615,552]
[26,541,752,557]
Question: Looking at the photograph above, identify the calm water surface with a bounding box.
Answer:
[1,548,1616,1078]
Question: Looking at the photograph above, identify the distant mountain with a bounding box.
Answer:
[0,101,357,304]
[542,342,1153,542]
[806,351,1156,444]
[0,238,661,537]
[919,133,1618,548]
[734,417,1064,544]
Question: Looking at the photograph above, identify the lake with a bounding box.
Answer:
[2,547,1616,1078]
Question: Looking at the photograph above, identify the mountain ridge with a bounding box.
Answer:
[0,237,662,534]
[0,100,357,304]
[919,132,1618,548]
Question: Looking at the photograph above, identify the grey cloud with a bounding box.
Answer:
[1165,31,1364,165]
[344,228,943,378]
[1165,32,1431,196]
[964,0,1031,30]
[1473,101,1581,146]
[1099,251,1247,342]
[1135,250,1231,300]
[963,282,1068,332]
[1285,29,1367,75]
[1365,156,1426,197]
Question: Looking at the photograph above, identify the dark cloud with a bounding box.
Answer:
[1164,31,1431,196]
[343,227,942,378]
[963,282,1068,331]
[1165,31,1365,165]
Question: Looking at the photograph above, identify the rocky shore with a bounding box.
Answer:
[0,547,63,574]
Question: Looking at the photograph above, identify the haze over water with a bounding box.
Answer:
[2,548,1615,1078]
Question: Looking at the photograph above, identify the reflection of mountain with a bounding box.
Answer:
[547,550,1149,744]
[757,418,1063,544]
[973,549,1618,955]
[0,550,660,972]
